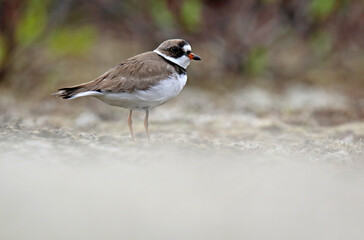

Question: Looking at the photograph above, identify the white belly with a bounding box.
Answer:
[95,74,187,110]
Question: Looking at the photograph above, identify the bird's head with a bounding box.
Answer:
[154,39,201,69]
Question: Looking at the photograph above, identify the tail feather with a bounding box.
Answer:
[54,78,103,99]
[53,86,82,99]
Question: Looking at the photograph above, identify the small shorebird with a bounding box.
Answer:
[54,39,201,141]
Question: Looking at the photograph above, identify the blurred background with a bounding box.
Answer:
[0,0,363,125]
[1,0,364,90]
[0,0,364,132]
[0,0,364,136]
[1,0,364,130]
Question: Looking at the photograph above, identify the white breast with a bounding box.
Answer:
[94,73,187,110]
[136,73,187,102]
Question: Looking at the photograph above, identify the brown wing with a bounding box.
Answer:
[56,52,175,98]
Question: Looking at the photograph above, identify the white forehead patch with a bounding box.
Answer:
[183,44,191,53]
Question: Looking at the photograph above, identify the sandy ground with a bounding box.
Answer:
[0,85,364,240]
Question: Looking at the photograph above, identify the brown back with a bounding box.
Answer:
[68,51,178,94]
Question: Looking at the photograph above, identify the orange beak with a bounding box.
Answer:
[188,53,201,60]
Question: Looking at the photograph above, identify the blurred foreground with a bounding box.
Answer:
[1,137,363,240]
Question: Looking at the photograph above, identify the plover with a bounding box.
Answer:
[54,39,201,141]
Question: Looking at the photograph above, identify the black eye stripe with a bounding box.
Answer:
[167,45,185,58]
[170,46,179,53]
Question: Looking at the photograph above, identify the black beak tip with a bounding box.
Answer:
[193,55,202,61]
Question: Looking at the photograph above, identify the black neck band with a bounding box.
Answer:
[157,54,187,75]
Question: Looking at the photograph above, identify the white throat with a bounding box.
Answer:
[153,49,191,69]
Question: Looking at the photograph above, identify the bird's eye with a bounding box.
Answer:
[170,46,179,53]
[186,50,191,55]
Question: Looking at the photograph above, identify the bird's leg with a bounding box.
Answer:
[144,110,150,141]
[127,110,135,141]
